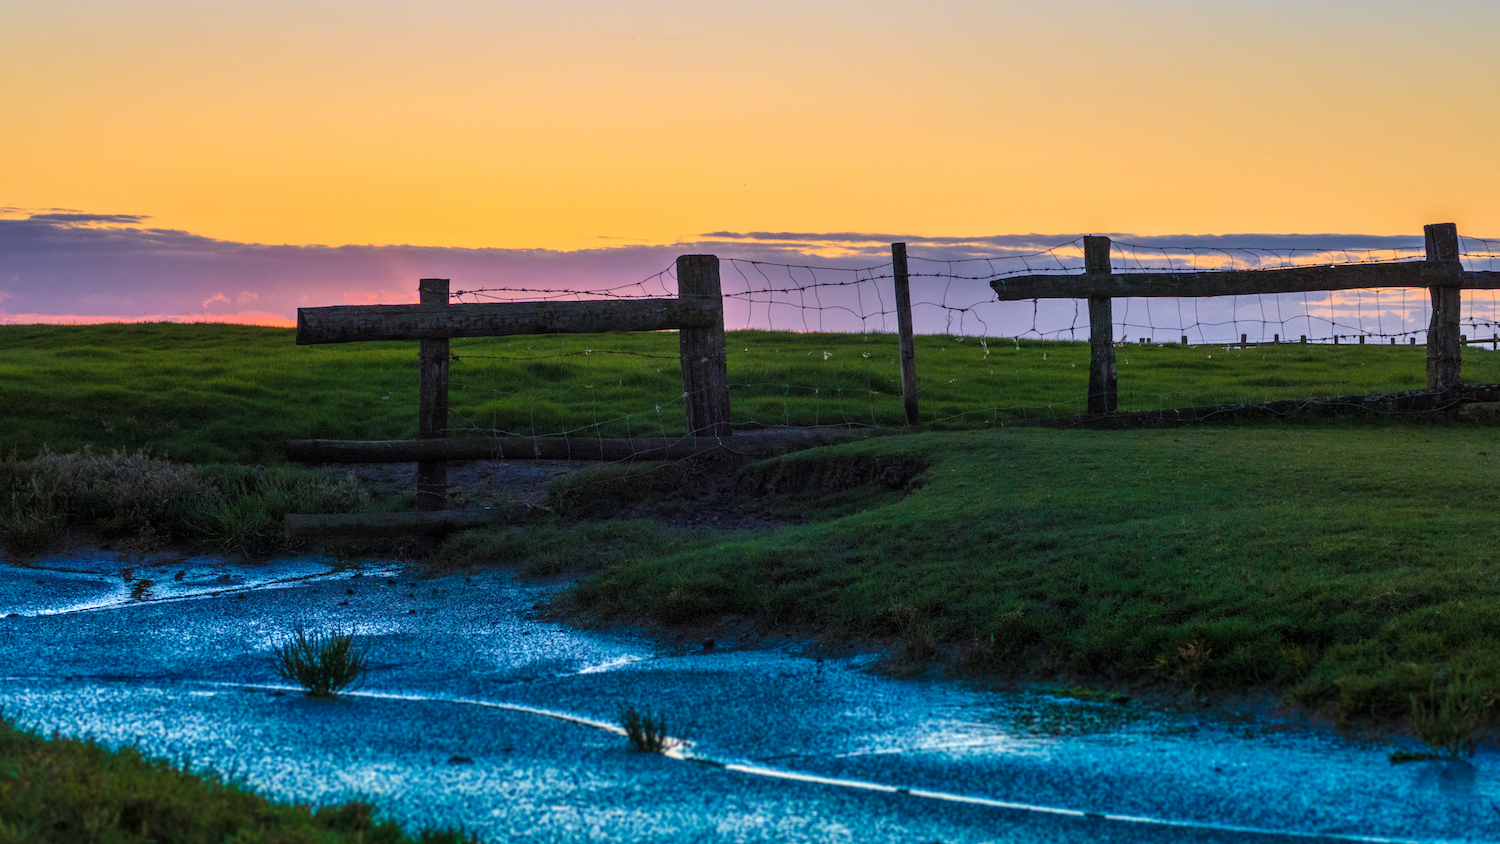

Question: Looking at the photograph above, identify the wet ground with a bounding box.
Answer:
[1,554,1496,843]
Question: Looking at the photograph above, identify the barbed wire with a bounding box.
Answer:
[454,265,679,303]
[1461,236,1500,272]
[432,235,1500,442]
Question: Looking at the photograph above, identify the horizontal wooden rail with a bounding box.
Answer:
[990,264,1500,301]
[286,431,846,464]
[297,297,721,345]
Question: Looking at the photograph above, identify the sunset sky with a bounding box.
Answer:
[3,0,1498,325]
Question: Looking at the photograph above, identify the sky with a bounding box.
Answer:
[3,0,1498,327]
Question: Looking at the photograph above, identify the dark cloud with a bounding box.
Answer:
[0,213,1462,340]
[25,212,152,225]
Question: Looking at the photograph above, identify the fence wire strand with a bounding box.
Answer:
[429,236,1500,445]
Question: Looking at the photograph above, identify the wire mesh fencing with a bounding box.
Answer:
[438,232,1500,440]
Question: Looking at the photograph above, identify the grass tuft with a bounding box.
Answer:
[1409,672,1486,758]
[618,705,671,753]
[271,626,371,698]
[0,449,375,557]
[0,479,68,555]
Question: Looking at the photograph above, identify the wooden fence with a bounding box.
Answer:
[283,224,1497,537]
[990,223,1500,414]
[287,254,734,518]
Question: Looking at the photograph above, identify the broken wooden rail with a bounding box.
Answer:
[285,430,852,464]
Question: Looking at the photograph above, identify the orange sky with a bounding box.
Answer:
[4,0,1498,251]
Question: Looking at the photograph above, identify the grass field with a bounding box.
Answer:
[4,322,1500,729]
[5,321,1500,834]
[467,424,1500,727]
[4,323,1499,463]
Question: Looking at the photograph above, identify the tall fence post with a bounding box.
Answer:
[891,242,920,426]
[1425,222,1463,392]
[1084,236,1117,414]
[417,278,450,512]
[677,255,732,437]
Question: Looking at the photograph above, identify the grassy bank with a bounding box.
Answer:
[5,323,1498,463]
[0,712,475,843]
[3,322,1499,829]
[5,323,1500,724]
[0,450,382,557]
[438,423,1500,726]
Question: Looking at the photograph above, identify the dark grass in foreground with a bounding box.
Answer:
[7,323,1500,463]
[0,714,476,843]
[437,424,1500,730]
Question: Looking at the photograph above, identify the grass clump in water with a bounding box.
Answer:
[0,711,475,842]
[271,625,371,698]
[618,705,672,753]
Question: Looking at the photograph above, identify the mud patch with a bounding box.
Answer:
[732,452,927,497]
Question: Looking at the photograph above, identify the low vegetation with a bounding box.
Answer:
[271,626,372,698]
[1406,672,1486,759]
[5,321,1500,825]
[0,449,376,557]
[618,705,672,753]
[439,424,1500,730]
[0,712,476,843]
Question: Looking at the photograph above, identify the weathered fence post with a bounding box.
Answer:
[1084,236,1117,414]
[677,255,732,437]
[1425,223,1463,392]
[417,279,450,512]
[891,242,920,426]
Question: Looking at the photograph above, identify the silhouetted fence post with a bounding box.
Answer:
[677,255,732,437]
[1084,236,1117,414]
[1425,223,1463,392]
[891,242,920,425]
[417,278,449,512]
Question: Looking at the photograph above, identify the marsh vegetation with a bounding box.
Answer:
[4,322,1498,745]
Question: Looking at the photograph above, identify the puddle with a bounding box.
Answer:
[0,555,1496,843]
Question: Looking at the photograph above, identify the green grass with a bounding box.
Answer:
[458,424,1500,725]
[9,322,1500,729]
[6,323,1499,463]
[1408,672,1485,758]
[0,450,378,557]
[4,322,1500,828]
[0,712,476,843]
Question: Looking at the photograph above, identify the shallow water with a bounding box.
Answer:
[1,554,1495,843]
